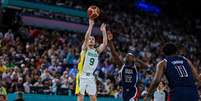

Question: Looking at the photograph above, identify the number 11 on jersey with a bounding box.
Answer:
[175,65,188,77]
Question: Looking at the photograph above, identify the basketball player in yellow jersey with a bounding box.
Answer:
[76,19,107,101]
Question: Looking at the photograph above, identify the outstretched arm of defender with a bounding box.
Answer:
[97,23,107,53]
[136,57,150,70]
[147,60,165,96]
[107,31,123,66]
[82,19,94,50]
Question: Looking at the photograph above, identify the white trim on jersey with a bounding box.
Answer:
[129,86,138,101]
[134,65,138,87]
[119,64,125,78]
[131,65,138,100]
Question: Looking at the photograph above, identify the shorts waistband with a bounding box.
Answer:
[81,72,94,77]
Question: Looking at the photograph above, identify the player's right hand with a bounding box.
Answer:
[89,19,94,26]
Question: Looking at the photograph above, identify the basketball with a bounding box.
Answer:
[87,5,100,19]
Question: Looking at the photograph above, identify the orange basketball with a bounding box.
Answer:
[87,5,100,20]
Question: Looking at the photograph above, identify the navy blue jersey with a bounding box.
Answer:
[120,63,138,88]
[120,62,138,101]
[164,56,199,101]
[164,56,196,89]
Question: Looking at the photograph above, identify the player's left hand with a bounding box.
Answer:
[100,23,106,32]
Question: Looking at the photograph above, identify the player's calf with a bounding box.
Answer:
[90,95,97,101]
[77,94,84,101]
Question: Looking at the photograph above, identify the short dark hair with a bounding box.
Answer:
[162,43,177,56]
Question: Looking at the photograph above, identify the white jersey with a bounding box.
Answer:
[81,48,99,78]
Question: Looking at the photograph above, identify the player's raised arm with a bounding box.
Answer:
[146,60,165,98]
[136,57,150,70]
[186,59,201,86]
[107,31,123,66]
[82,19,94,50]
[97,23,107,53]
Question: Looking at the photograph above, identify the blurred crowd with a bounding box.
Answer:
[0,0,201,100]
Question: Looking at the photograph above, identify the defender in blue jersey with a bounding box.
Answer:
[108,31,148,101]
[145,43,201,101]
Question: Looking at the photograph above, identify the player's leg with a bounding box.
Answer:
[90,95,97,101]
[77,94,84,101]
[123,87,137,101]
[123,92,130,101]
[76,75,86,101]
[86,78,97,101]
[77,83,86,101]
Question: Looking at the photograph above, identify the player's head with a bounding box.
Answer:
[127,54,135,62]
[162,43,177,56]
[126,49,139,62]
[87,36,95,48]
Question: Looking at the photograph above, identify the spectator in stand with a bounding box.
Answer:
[40,69,53,81]
[153,81,166,101]
[65,48,76,66]
[0,81,7,101]
[0,59,7,74]
[0,32,3,38]
[4,29,14,43]
[0,94,7,101]
[23,77,32,93]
